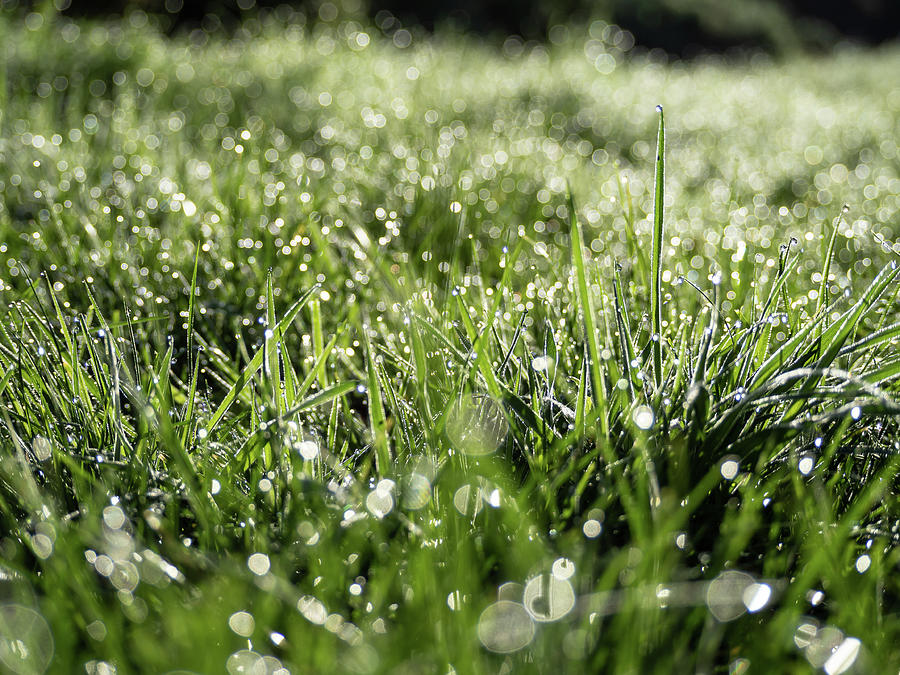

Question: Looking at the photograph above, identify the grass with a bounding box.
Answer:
[1,6,900,674]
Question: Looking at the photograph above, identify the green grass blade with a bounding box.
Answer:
[650,105,666,389]
[568,190,609,441]
[265,270,284,418]
[309,298,329,388]
[186,243,200,372]
[204,284,320,435]
[363,326,391,476]
[817,209,843,316]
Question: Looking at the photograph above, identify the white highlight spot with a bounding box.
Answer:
[742,583,772,613]
[477,601,534,653]
[799,455,815,475]
[720,459,739,481]
[632,406,655,430]
[523,575,575,622]
[296,440,319,461]
[228,611,255,638]
[824,637,862,675]
[583,519,602,538]
[551,558,575,580]
[247,553,270,576]
[531,356,552,372]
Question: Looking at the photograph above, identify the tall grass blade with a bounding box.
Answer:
[363,326,391,475]
[650,105,666,389]
[817,208,843,316]
[568,189,609,440]
[205,284,319,435]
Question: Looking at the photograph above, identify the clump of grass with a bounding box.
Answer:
[0,7,899,674]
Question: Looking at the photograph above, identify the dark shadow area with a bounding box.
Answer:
[5,0,900,54]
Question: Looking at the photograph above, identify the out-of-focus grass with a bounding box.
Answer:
[0,6,899,674]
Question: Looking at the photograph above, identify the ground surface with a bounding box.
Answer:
[1,8,900,674]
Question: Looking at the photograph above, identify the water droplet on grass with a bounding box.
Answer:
[295,440,319,461]
[729,658,751,675]
[632,406,654,430]
[552,558,575,580]
[707,570,754,622]
[803,626,845,668]
[366,487,394,519]
[794,619,819,649]
[102,506,126,530]
[110,562,139,592]
[523,574,575,622]
[497,582,524,602]
[741,583,772,612]
[401,473,431,510]
[823,637,861,675]
[31,534,53,560]
[453,485,483,517]
[447,591,463,611]
[720,458,739,480]
[31,436,52,461]
[583,519,602,538]
[297,596,327,625]
[807,590,825,606]
[247,553,270,576]
[446,394,507,456]
[225,650,264,675]
[0,605,54,674]
[86,620,106,642]
[228,611,255,638]
[477,601,534,653]
[531,355,551,372]
[798,456,815,476]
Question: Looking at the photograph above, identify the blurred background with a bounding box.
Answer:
[12,0,900,55]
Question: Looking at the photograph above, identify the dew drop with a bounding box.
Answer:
[823,637,861,675]
[741,583,772,613]
[632,406,654,430]
[798,455,815,476]
[720,458,739,481]
[247,553,270,576]
[582,519,602,538]
[523,575,575,622]
[228,611,255,638]
[706,570,754,622]
[32,436,52,462]
[0,605,55,674]
[477,601,534,653]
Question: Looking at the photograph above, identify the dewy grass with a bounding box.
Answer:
[650,104,665,390]
[0,6,900,674]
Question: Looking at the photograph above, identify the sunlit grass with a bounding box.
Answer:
[1,6,899,674]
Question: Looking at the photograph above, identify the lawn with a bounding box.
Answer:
[1,6,899,673]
